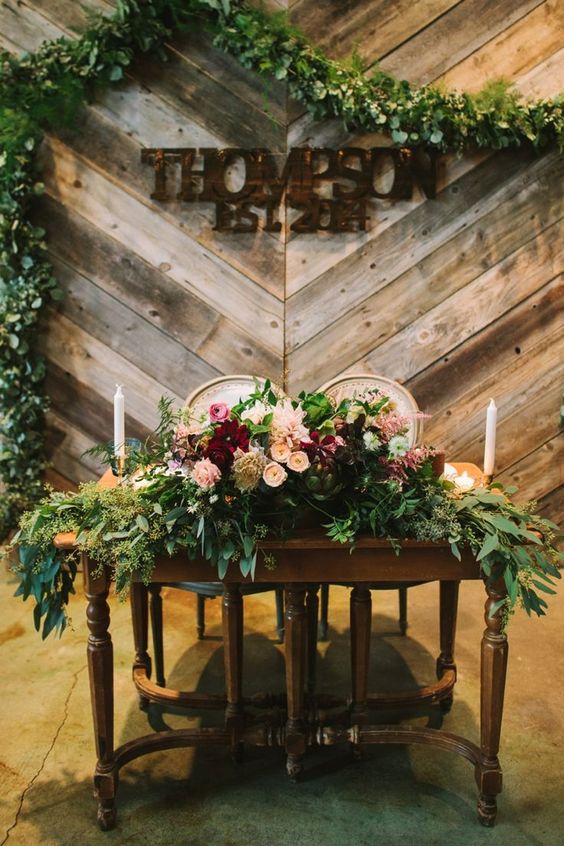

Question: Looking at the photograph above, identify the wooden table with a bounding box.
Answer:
[55,521,508,832]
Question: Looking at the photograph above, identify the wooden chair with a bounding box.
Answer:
[148,375,285,688]
[317,374,430,640]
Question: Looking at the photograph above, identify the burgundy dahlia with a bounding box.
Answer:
[204,420,250,471]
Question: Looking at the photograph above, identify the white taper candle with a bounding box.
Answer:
[483,398,497,477]
[114,384,125,459]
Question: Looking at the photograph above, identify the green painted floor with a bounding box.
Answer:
[1,557,563,846]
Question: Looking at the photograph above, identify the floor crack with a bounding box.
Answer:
[1,664,86,845]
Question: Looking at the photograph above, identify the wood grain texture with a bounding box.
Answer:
[2,0,561,519]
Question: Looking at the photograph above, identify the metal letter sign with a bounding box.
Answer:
[141,146,438,234]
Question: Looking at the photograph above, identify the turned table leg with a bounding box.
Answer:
[350,585,371,758]
[284,583,307,780]
[130,582,152,709]
[436,580,460,714]
[84,557,117,831]
[306,584,319,697]
[149,585,165,687]
[223,584,244,761]
[476,578,508,827]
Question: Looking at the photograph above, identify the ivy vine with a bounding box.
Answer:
[0,0,562,539]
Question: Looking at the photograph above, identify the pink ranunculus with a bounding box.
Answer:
[191,458,222,489]
[270,441,292,463]
[262,461,288,488]
[287,451,310,473]
[209,402,230,423]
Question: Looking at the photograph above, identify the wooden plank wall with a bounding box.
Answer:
[1,0,562,521]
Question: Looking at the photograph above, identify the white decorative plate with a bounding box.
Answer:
[185,374,284,429]
[319,373,422,446]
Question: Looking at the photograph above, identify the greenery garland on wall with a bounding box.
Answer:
[0,0,562,539]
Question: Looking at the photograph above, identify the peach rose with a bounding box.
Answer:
[270,441,291,463]
[287,451,310,473]
[262,461,288,488]
[191,458,222,489]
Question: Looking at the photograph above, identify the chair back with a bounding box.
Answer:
[185,375,283,429]
[319,373,422,446]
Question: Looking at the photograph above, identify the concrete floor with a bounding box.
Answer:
[1,557,563,846]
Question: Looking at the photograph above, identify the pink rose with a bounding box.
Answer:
[191,458,222,489]
[175,423,191,439]
[262,461,288,488]
[209,402,230,422]
[287,451,310,473]
[270,441,291,463]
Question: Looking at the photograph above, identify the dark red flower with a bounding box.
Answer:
[204,420,250,471]
[301,432,344,465]
[215,420,250,451]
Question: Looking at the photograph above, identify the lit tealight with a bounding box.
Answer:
[453,470,475,492]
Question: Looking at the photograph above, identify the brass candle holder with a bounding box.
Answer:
[483,473,494,486]
[116,453,126,481]
[109,438,142,480]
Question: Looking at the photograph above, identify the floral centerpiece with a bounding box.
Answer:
[11,381,561,639]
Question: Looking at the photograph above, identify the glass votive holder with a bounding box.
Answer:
[109,438,143,477]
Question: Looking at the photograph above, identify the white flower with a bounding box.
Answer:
[270,399,309,447]
[345,407,363,424]
[388,435,410,458]
[241,400,270,426]
[363,431,380,452]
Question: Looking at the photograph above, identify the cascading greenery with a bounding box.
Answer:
[1,0,562,539]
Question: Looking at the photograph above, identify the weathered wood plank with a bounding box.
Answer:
[129,46,286,154]
[54,106,286,298]
[39,137,284,354]
[0,0,63,53]
[380,0,545,85]
[49,256,220,395]
[450,381,562,474]
[165,28,287,124]
[408,276,564,416]
[44,467,78,493]
[284,146,494,289]
[517,48,564,100]
[440,1,564,93]
[286,146,556,352]
[45,361,150,448]
[23,0,112,33]
[349,233,562,388]
[425,322,563,455]
[536,484,563,525]
[497,435,563,506]
[45,410,104,484]
[286,155,564,385]
[40,311,184,430]
[39,197,283,380]
[290,0,460,66]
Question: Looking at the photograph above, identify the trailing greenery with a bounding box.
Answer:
[11,383,562,639]
[1,0,562,539]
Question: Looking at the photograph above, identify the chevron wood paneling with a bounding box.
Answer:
[1,0,562,520]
